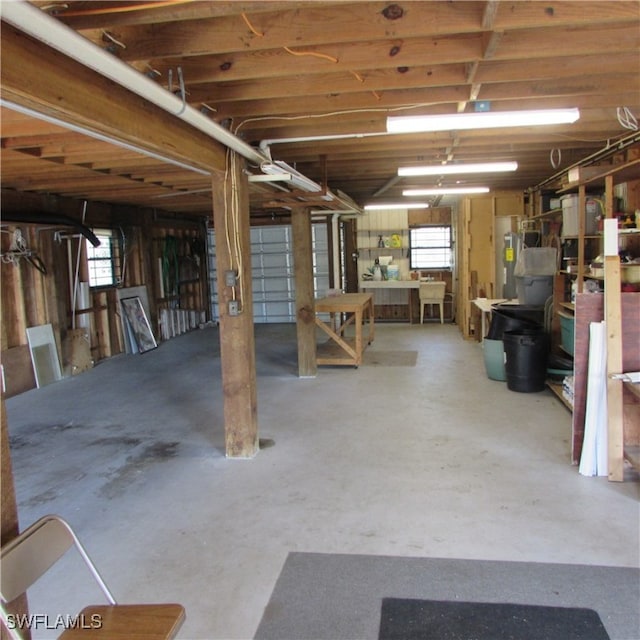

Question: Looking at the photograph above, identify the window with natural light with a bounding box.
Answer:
[86,230,117,287]
[409,226,452,270]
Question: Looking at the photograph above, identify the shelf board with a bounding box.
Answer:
[557,157,640,193]
[558,301,575,312]
[546,381,573,413]
[531,208,563,220]
[624,446,640,472]
[559,270,604,281]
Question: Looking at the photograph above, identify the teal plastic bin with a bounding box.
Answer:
[483,338,506,381]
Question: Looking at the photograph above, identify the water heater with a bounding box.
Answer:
[503,232,521,299]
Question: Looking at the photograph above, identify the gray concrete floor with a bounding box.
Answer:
[5,322,639,639]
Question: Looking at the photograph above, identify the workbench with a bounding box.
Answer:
[315,293,374,367]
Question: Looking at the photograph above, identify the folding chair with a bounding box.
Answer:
[1,515,185,639]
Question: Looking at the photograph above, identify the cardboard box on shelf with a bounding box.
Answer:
[566,166,604,184]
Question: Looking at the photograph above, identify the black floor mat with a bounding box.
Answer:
[379,598,611,640]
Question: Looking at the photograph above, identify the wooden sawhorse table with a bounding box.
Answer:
[315,293,375,367]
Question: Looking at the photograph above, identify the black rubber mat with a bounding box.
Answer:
[379,598,610,640]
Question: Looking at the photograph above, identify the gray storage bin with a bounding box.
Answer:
[515,275,553,305]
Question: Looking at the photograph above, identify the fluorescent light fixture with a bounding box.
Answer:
[248,173,293,183]
[403,187,490,196]
[398,161,518,176]
[387,108,580,133]
[364,202,430,210]
[260,161,322,193]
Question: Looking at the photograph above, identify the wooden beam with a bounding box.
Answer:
[605,255,624,482]
[604,175,624,482]
[291,207,317,378]
[109,2,639,62]
[482,0,501,30]
[211,153,258,458]
[0,23,226,174]
[1,397,30,629]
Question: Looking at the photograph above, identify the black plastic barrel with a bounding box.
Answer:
[503,328,550,392]
[487,305,543,340]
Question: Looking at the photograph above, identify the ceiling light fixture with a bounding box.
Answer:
[387,108,580,133]
[248,174,294,183]
[403,187,490,196]
[398,161,518,176]
[260,161,322,193]
[364,202,430,210]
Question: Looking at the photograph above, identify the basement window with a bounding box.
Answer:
[86,229,121,288]
[409,225,452,270]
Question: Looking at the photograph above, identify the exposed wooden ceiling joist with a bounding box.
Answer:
[1,1,638,216]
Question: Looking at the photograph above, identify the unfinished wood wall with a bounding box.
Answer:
[457,192,525,339]
[1,190,209,397]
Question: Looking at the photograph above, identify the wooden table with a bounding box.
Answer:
[360,280,420,323]
[315,293,374,367]
[58,604,185,639]
[472,298,512,339]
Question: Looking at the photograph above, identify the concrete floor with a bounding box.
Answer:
[5,322,639,639]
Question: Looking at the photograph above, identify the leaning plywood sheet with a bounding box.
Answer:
[25,324,62,388]
[0,345,37,397]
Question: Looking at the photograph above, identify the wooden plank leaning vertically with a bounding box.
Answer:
[291,207,317,378]
[603,175,624,481]
[211,152,258,458]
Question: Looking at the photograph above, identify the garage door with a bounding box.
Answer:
[208,224,329,323]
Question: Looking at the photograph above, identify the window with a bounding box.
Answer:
[86,229,120,287]
[409,225,452,270]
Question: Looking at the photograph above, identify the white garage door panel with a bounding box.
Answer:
[208,224,329,323]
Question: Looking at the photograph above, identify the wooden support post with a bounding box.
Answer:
[605,254,624,481]
[1,397,30,632]
[211,153,258,458]
[291,207,317,378]
[604,197,625,480]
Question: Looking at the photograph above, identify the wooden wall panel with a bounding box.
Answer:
[1,192,210,389]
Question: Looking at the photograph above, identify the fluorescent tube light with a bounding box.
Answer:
[364,203,430,210]
[403,187,490,196]
[260,161,322,193]
[248,173,293,183]
[387,108,580,133]
[398,161,518,176]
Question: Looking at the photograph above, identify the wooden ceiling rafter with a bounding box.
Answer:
[1,0,638,215]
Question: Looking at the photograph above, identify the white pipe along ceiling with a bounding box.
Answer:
[1,0,269,168]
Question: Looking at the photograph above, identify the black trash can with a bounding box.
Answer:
[487,306,542,340]
[503,328,550,392]
[493,303,545,325]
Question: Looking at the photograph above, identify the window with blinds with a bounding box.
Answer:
[409,226,452,270]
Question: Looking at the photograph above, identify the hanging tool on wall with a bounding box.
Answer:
[1,227,47,274]
[162,235,179,303]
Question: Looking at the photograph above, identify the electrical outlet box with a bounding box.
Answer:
[228,300,239,316]
[224,270,237,287]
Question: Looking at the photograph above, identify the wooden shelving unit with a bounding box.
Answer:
[546,381,573,412]
[529,146,640,477]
